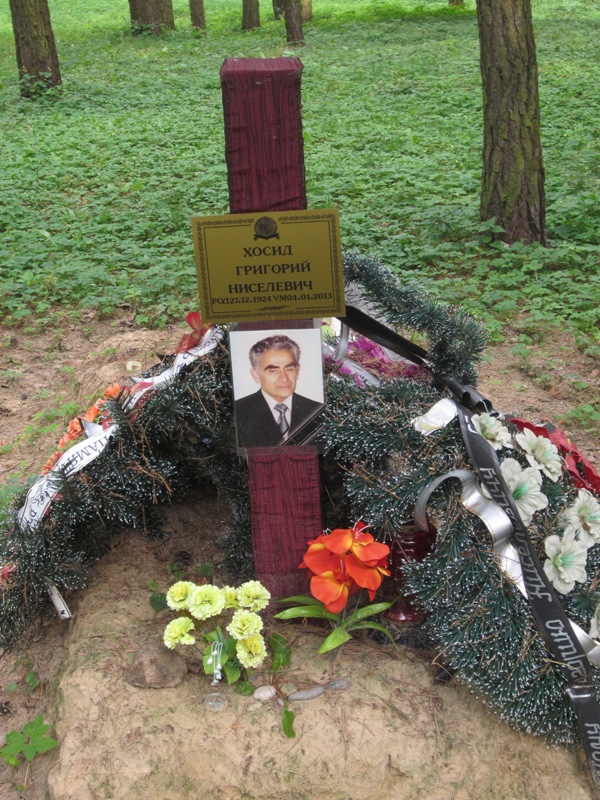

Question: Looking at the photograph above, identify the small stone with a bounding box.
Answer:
[253,685,277,702]
[276,697,285,708]
[124,642,187,689]
[279,682,298,696]
[287,686,325,702]
[327,678,350,691]
[205,692,228,712]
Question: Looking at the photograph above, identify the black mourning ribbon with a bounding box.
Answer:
[334,307,600,793]
[454,404,600,793]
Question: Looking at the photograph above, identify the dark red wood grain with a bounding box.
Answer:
[221,57,321,597]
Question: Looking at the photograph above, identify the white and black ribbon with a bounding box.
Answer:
[414,465,600,666]
[445,400,600,791]
[13,327,222,620]
[332,311,600,791]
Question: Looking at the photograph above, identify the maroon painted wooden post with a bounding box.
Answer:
[221,57,321,598]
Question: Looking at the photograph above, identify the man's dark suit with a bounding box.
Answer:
[235,390,323,448]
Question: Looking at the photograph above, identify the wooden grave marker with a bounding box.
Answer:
[220,57,323,599]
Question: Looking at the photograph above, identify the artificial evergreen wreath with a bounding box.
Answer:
[2,251,599,750]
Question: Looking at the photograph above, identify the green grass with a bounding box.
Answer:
[0,0,598,348]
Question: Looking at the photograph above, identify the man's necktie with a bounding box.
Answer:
[274,403,289,438]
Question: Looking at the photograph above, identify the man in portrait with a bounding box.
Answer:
[234,334,323,448]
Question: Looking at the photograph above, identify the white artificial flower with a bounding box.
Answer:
[590,604,600,640]
[471,413,513,451]
[562,489,600,548]
[543,531,588,595]
[515,427,562,482]
[498,458,548,527]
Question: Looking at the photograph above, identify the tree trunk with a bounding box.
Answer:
[190,0,206,29]
[477,0,546,245]
[301,0,312,21]
[8,0,61,97]
[128,0,175,35]
[242,0,260,30]
[272,0,284,19]
[283,0,303,44]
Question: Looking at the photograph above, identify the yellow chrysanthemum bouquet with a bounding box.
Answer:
[163,579,285,685]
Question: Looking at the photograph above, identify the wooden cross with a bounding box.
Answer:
[220,57,322,598]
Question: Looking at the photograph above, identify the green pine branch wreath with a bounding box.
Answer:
[2,251,599,750]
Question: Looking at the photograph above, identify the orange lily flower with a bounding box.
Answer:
[310,568,358,614]
[344,552,391,600]
[300,534,340,575]
[325,521,390,565]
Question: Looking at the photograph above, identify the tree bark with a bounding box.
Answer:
[283,0,303,44]
[272,0,284,19]
[8,0,61,97]
[242,0,260,30]
[128,0,175,35]
[190,0,206,29]
[477,0,546,245]
[301,0,312,21]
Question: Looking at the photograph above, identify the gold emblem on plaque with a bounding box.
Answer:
[254,216,279,240]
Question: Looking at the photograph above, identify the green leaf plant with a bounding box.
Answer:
[0,714,58,768]
[275,595,395,654]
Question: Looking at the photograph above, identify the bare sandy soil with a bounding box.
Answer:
[0,317,599,800]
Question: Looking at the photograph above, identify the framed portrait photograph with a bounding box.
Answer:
[229,328,325,451]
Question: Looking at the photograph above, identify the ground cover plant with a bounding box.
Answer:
[0,0,598,351]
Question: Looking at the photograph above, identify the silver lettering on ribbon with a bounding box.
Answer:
[59,427,116,476]
[584,725,600,765]
[545,619,588,680]
[414,467,600,667]
[514,544,553,602]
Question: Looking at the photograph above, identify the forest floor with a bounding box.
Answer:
[0,318,598,800]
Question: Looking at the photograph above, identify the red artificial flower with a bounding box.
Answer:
[102,384,123,400]
[41,451,61,475]
[176,312,209,353]
[82,404,101,423]
[0,564,16,586]
[511,417,600,493]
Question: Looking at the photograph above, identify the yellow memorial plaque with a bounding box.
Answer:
[192,209,345,323]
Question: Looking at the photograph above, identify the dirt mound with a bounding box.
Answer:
[0,493,593,800]
[1,320,598,799]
